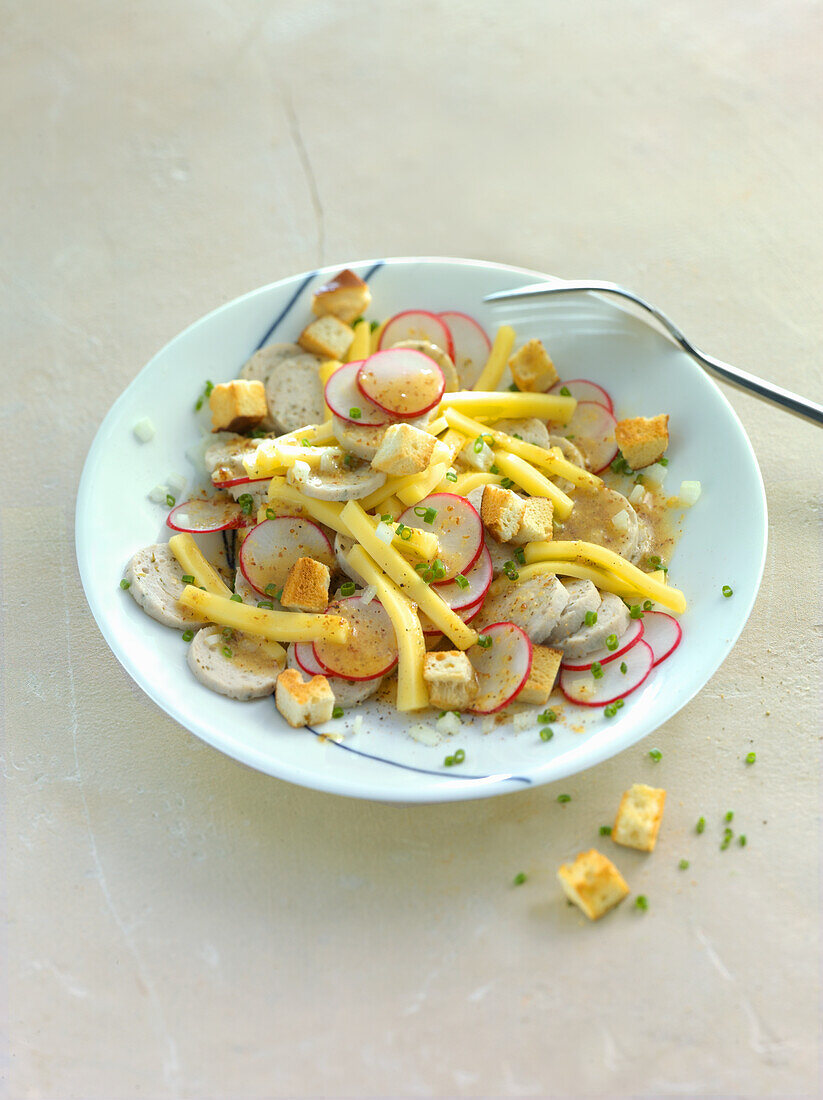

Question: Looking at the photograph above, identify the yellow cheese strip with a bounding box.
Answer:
[395,462,450,507]
[370,320,386,354]
[493,450,574,520]
[168,533,233,598]
[341,502,478,649]
[179,586,350,643]
[270,444,345,469]
[345,545,428,711]
[472,325,516,391]
[425,416,449,436]
[358,476,404,511]
[513,561,637,601]
[523,540,687,613]
[243,421,336,477]
[441,390,576,424]
[346,319,371,363]
[436,470,503,495]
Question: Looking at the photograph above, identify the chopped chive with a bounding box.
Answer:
[119,578,131,590]
[696,816,706,834]
[237,493,254,515]
[380,513,393,523]
[634,895,648,911]
[648,555,662,569]
[256,600,274,609]
[166,494,176,507]
[453,748,465,763]
[473,435,485,453]
[415,506,437,524]
[629,604,644,619]
[182,629,194,642]
[476,634,493,649]
[648,748,662,762]
[514,547,526,565]
[445,470,458,482]
[340,581,356,597]
[195,397,203,411]
[720,828,733,851]
[181,574,195,585]
[620,662,628,674]
[414,563,428,573]
[369,320,380,332]
[513,872,527,885]
[745,751,756,764]
[560,386,571,396]
[500,478,514,489]
[489,464,500,475]
[454,573,469,590]
[738,835,747,847]
[725,810,734,822]
[538,710,557,723]
[604,703,618,717]
[605,633,618,651]
[301,438,311,447]
[343,453,354,467]
[539,727,553,741]
[396,523,411,540]
[230,594,242,603]
[204,381,214,396]
[722,585,733,598]
[332,706,344,719]
[503,561,519,581]
[265,583,278,595]
[599,825,612,836]
[584,610,597,627]
[679,858,690,870]
[642,599,653,611]
[266,508,277,520]
[557,793,571,803]
[222,645,233,658]
[659,457,669,466]
[349,407,362,419]
[508,383,519,391]
[222,626,233,637]
[591,661,603,679]
[248,428,267,438]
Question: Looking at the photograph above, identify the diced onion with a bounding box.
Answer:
[205,631,223,648]
[133,417,156,442]
[481,716,496,734]
[352,715,364,736]
[287,460,310,487]
[360,584,377,605]
[436,711,463,737]
[643,463,668,486]
[611,508,629,532]
[513,711,534,731]
[319,451,338,474]
[629,483,646,505]
[409,722,440,746]
[374,521,394,544]
[148,484,169,503]
[167,473,188,496]
[679,480,702,507]
[461,438,494,471]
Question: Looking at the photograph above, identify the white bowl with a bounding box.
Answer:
[76,257,767,803]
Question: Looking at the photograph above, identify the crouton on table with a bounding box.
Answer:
[612,783,666,851]
[557,849,630,920]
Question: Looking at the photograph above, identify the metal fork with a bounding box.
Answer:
[484,279,823,427]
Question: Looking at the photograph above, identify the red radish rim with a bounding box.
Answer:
[642,611,683,667]
[397,493,484,584]
[559,640,654,707]
[356,349,446,419]
[560,619,645,671]
[324,361,391,427]
[438,310,492,351]
[378,309,455,359]
[550,378,614,413]
[212,474,271,489]
[293,641,326,677]
[429,544,492,611]
[166,498,246,533]
[469,621,534,714]
[239,515,334,596]
[313,596,398,681]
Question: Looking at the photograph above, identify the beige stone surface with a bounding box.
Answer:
[2,2,822,1097]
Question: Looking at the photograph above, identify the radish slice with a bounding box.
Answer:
[293,640,327,677]
[469,622,533,714]
[379,310,455,360]
[438,311,491,388]
[397,493,483,583]
[549,379,614,412]
[416,546,492,636]
[560,619,645,671]
[357,349,445,418]
[313,596,398,681]
[640,611,682,667]
[548,400,618,473]
[560,639,653,707]
[419,591,486,638]
[239,516,334,596]
[212,473,270,490]
[324,361,391,427]
[167,497,248,533]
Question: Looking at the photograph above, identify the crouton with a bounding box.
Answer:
[459,435,495,471]
[298,315,355,361]
[612,783,666,852]
[371,422,437,476]
[508,338,559,392]
[614,415,669,470]
[423,650,479,710]
[209,379,268,433]
[275,668,335,727]
[311,269,372,324]
[280,557,330,613]
[557,849,630,920]
[481,485,525,543]
[517,644,563,705]
[511,497,554,545]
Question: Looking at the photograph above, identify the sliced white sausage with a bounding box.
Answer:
[390,340,459,391]
[548,579,601,643]
[475,572,569,643]
[124,544,207,630]
[188,626,285,700]
[239,343,303,384]
[265,354,325,433]
[334,532,367,585]
[288,461,386,502]
[556,486,641,561]
[205,434,270,483]
[547,434,587,469]
[560,592,631,659]
[332,416,388,459]
[495,418,551,449]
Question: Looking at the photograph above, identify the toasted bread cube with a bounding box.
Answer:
[372,422,437,476]
[298,315,355,361]
[508,338,559,393]
[557,849,630,920]
[423,650,479,710]
[517,645,563,705]
[275,667,335,727]
[481,485,525,543]
[280,556,330,613]
[460,436,495,471]
[614,415,669,470]
[311,269,372,324]
[209,379,268,433]
[511,497,554,545]
[612,783,666,852]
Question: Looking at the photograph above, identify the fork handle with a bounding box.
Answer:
[484,280,823,427]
